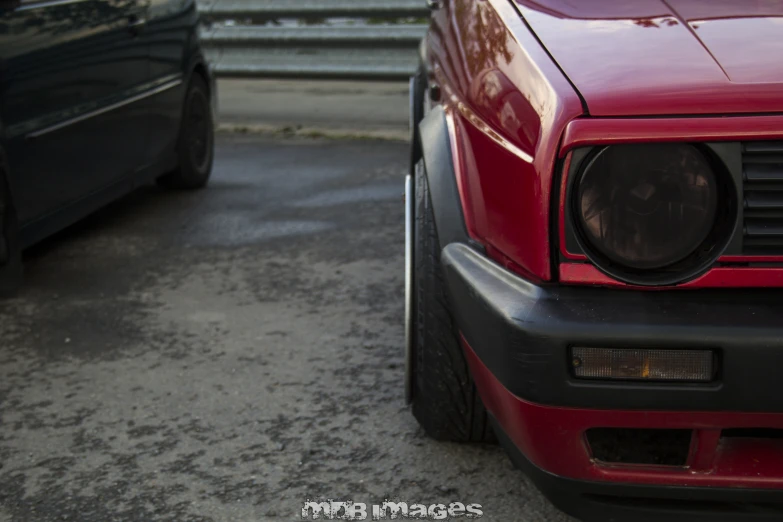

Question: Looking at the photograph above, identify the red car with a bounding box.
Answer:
[405,1,783,520]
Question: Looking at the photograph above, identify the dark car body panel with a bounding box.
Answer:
[143,0,202,166]
[1,0,150,223]
[0,0,211,248]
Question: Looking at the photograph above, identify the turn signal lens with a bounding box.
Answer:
[571,347,714,383]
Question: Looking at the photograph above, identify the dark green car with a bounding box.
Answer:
[0,0,215,291]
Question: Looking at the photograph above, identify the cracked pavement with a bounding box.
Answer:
[0,134,573,521]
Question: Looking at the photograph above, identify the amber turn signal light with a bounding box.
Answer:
[571,347,715,383]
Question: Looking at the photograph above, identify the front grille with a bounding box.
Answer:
[742,141,783,255]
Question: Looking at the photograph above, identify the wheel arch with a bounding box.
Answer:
[192,58,216,114]
[417,105,477,251]
[189,59,212,96]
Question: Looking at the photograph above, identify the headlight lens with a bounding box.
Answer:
[576,144,719,271]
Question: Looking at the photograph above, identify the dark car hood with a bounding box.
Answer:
[514,0,783,116]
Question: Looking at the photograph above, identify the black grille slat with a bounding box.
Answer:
[745,192,783,211]
[745,220,783,237]
[741,141,783,255]
[746,241,783,250]
[744,163,783,182]
[743,141,783,154]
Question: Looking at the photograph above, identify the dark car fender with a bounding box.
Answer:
[186,52,217,118]
[417,105,481,252]
[175,0,216,112]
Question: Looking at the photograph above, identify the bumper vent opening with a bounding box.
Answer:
[722,428,783,439]
[586,428,691,466]
[742,141,783,255]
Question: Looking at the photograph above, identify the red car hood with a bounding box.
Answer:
[514,0,783,116]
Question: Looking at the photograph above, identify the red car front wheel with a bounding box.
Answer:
[406,160,494,443]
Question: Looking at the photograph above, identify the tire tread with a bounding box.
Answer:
[410,164,494,443]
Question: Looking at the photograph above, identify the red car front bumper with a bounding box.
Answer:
[441,242,783,521]
[467,341,783,490]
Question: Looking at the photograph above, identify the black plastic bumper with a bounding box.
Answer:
[441,243,783,412]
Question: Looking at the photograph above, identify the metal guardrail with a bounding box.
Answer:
[198,0,431,20]
[199,0,430,80]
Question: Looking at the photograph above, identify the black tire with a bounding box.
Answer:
[0,147,23,297]
[410,161,494,443]
[157,74,214,190]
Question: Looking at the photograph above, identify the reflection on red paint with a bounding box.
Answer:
[515,0,783,116]
[427,0,584,280]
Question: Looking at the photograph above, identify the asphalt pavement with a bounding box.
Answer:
[0,134,572,521]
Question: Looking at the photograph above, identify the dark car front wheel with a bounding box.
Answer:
[158,75,214,190]
[406,160,494,443]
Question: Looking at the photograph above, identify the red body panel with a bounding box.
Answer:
[428,0,583,281]
[465,338,783,487]
[560,263,783,289]
[556,153,587,262]
[561,115,783,157]
[515,0,783,116]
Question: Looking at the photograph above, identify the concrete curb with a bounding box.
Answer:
[217,122,410,142]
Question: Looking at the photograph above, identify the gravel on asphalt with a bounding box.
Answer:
[0,134,573,522]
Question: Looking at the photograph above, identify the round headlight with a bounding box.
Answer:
[575,144,729,282]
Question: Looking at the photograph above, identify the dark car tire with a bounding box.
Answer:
[0,148,23,297]
[409,161,494,443]
[157,75,214,190]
